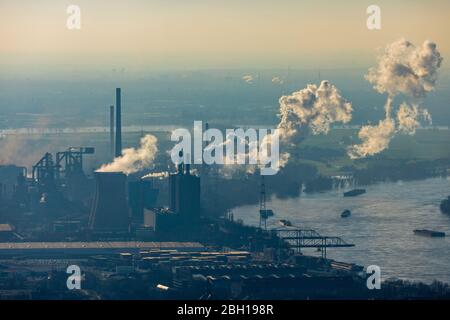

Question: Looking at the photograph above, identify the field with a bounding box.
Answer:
[292,128,450,176]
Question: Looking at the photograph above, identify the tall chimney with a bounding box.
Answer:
[115,88,122,157]
[110,105,115,158]
[185,153,191,175]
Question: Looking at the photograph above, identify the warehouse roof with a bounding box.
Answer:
[0,241,204,250]
[0,224,14,232]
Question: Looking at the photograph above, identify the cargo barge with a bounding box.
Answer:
[413,229,446,237]
[343,189,366,197]
[441,196,450,214]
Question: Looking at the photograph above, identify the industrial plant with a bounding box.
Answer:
[0,88,448,300]
[2,0,450,306]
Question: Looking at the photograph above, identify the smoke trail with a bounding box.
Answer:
[366,39,442,98]
[349,39,442,159]
[347,97,395,158]
[97,134,158,174]
[347,118,396,159]
[242,75,254,84]
[218,130,289,176]
[0,116,69,169]
[397,103,431,135]
[272,76,284,85]
[141,171,169,179]
[278,80,353,144]
[219,80,352,176]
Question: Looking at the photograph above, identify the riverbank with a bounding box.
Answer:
[233,177,450,284]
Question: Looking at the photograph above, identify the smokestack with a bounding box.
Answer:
[177,150,184,174]
[115,88,122,157]
[110,105,115,158]
[185,152,191,175]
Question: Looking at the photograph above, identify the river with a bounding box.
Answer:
[233,177,450,284]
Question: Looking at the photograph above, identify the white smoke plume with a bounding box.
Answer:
[348,118,396,159]
[272,76,284,85]
[349,39,442,159]
[0,116,63,169]
[242,74,254,84]
[219,130,289,176]
[97,134,158,174]
[220,80,352,176]
[187,80,350,178]
[223,80,351,176]
[347,97,395,158]
[397,103,432,135]
[278,80,353,143]
[366,39,442,98]
[141,171,169,180]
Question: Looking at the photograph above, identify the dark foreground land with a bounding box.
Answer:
[1,219,450,300]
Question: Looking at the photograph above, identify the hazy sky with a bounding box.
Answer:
[1,0,449,71]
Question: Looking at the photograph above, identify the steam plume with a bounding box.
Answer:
[397,103,431,135]
[141,171,169,179]
[215,80,351,176]
[0,116,71,169]
[272,76,284,85]
[366,39,442,98]
[278,80,353,144]
[349,39,442,159]
[242,75,254,84]
[97,134,158,174]
[347,118,396,159]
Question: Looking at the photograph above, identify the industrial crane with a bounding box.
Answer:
[32,147,95,185]
[259,175,274,230]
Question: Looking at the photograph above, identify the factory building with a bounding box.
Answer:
[0,224,15,241]
[0,241,204,256]
[0,165,27,200]
[132,161,203,234]
[128,179,159,224]
[169,162,200,220]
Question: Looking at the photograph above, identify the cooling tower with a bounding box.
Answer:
[89,172,130,232]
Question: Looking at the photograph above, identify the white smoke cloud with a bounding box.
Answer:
[278,80,353,143]
[141,171,169,180]
[197,80,350,178]
[366,39,442,98]
[272,76,284,85]
[242,74,254,84]
[219,80,350,176]
[397,103,431,135]
[212,129,287,176]
[97,134,158,175]
[349,39,442,159]
[348,118,396,159]
[211,79,352,177]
